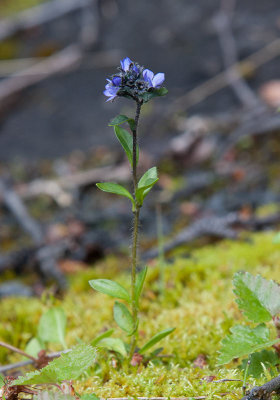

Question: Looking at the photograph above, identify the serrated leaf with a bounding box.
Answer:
[113,302,134,334]
[114,126,139,167]
[97,338,127,357]
[12,343,95,385]
[96,182,134,205]
[38,307,67,349]
[91,329,114,346]
[25,337,45,358]
[89,279,130,302]
[234,272,280,323]
[136,167,158,205]
[217,324,279,365]
[135,266,147,306]
[139,87,168,103]
[139,327,175,354]
[240,350,279,378]
[0,375,4,389]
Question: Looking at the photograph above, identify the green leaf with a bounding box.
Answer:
[38,307,67,349]
[109,115,135,131]
[109,115,130,126]
[89,279,130,302]
[113,301,134,334]
[217,324,279,365]
[139,327,175,354]
[114,126,139,167]
[139,87,168,103]
[136,167,159,205]
[0,375,5,389]
[25,337,45,358]
[96,338,127,357]
[240,350,279,378]
[234,272,280,323]
[91,329,114,346]
[135,266,147,306]
[96,182,134,205]
[272,232,280,244]
[80,395,100,400]
[12,343,96,385]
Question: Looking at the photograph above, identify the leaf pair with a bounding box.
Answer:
[89,279,134,333]
[89,268,147,335]
[93,327,175,358]
[96,166,158,209]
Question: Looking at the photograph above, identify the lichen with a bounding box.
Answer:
[1,231,280,397]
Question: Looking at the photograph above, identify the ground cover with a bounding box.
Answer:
[1,231,280,398]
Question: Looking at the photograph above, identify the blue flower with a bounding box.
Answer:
[104,57,166,102]
[103,77,121,102]
[120,57,132,72]
[143,69,165,88]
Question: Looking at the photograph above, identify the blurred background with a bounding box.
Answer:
[0,0,280,296]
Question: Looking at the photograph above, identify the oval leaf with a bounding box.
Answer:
[97,337,127,357]
[139,327,175,354]
[38,307,67,349]
[25,337,45,359]
[135,266,147,306]
[113,301,134,334]
[96,182,134,204]
[91,329,114,346]
[136,167,158,205]
[109,115,130,126]
[89,279,130,302]
[114,126,139,166]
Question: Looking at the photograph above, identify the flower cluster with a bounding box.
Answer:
[104,57,165,102]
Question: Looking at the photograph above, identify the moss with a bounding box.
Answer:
[0,0,46,17]
[0,231,280,396]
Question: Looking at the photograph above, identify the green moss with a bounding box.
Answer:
[1,231,280,396]
[0,0,46,17]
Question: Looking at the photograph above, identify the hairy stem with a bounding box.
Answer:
[129,100,142,359]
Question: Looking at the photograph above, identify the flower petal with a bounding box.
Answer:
[104,86,119,101]
[112,76,121,87]
[152,73,165,88]
[120,57,132,72]
[143,69,154,86]
[132,64,140,74]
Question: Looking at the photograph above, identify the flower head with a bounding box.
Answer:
[104,57,166,103]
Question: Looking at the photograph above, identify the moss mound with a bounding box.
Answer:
[1,231,280,397]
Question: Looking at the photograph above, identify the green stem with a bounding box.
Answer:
[156,202,165,297]
[129,100,142,359]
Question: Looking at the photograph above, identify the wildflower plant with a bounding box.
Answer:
[89,57,173,360]
[218,272,280,378]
